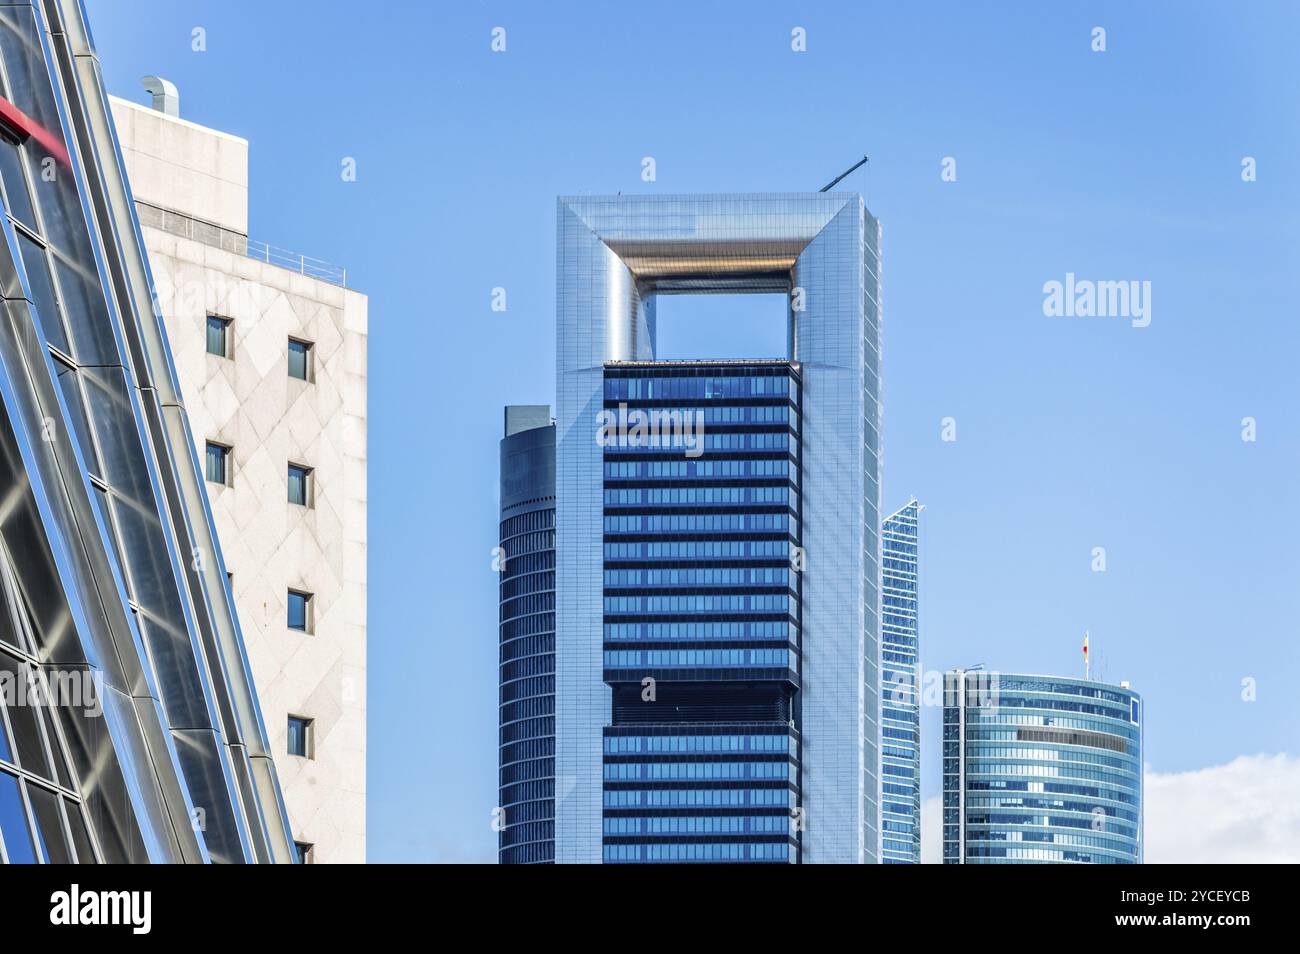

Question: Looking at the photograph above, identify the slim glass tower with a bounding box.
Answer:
[498,406,556,863]
[555,193,882,863]
[881,500,921,863]
[943,671,1143,864]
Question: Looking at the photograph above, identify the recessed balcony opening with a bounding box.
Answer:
[652,292,789,361]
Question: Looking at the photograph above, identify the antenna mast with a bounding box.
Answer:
[819,154,869,192]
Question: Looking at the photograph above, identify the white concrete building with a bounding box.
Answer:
[109,93,367,863]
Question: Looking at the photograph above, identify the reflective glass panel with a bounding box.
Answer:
[288,339,309,380]
[63,797,95,863]
[206,316,228,357]
[287,464,309,506]
[0,653,50,778]
[204,442,228,485]
[287,591,308,632]
[27,783,72,863]
[0,770,35,863]
[287,716,309,757]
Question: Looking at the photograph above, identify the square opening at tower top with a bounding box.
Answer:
[652,293,789,361]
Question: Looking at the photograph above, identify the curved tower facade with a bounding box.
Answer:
[498,405,556,863]
[943,671,1143,864]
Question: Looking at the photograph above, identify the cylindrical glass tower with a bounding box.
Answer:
[943,671,1142,864]
[498,407,556,863]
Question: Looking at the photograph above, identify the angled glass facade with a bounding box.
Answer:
[943,671,1143,864]
[498,406,556,863]
[555,194,882,862]
[602,362,800,864]
[880,500,920,863]
[0,0,292,861]
[0,543,100,863]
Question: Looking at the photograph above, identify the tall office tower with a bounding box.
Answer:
[0,0,293,861]
[555,193,882,863]
[880,499,921,863]
[942,670,1143,864]
[105,88,368,863]
[498,405,556,863]
[602,361,801,863]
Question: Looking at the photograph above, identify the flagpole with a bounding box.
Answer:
[1084,631,1090,681]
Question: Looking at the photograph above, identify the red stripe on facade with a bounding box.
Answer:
[0,93,72,167]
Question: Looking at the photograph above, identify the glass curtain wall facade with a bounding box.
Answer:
[0,529,100,862]
[556,194,881,863]
[498,406,556,863]
[602,362,800,864]
[0,0,293,861]
[880,500,920,863]
[943,671,1143,864]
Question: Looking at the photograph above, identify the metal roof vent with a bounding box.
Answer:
[140,75,179,117]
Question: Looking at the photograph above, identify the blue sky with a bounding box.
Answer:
[85,0,1299,862]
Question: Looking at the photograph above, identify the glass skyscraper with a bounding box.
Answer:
[602,362,800,863]
[498,406,556,863]
[881,500,921,863]
[943,670,1143,864]
[0,0,292,861]
[553,193,882,863]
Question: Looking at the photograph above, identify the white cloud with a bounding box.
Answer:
[918,753,1300,864]
[1144,753,1300,863]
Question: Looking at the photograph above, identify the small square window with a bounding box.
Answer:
[206,316,231,357]
[288,338,312,381]
[294,841,314,864]
[287,715,313,758]
[287,463,312,506]
[287,589,312,632]
[204,442,230,485]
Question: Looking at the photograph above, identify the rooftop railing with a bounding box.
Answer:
[244,238,347,286]
[135,201,347,287]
